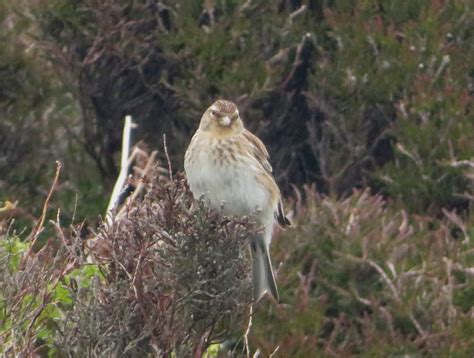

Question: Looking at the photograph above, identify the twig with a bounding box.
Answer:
[131,249,144,300]
[282,32,313,91]
[365,259,401,304]
[410,313,427,337]
[431,55,450,86]
[163,133,173,181]
[243,304,253,358]
[335,252,401,303]
[106,115,135,217]
[351,287,396,338]
[23,161,62,260]
[269,346,280,357]
[116,150,158,218]
[444,159,474,168]
[129,151,158,202]
[240,0,254,13]
[288,5,307,24]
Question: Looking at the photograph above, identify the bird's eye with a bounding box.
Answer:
[210,110,218,116]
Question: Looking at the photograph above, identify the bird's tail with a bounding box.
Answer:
[250,234,279,302]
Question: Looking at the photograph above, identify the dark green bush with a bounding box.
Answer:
[0,2,106,223]
[23,0,471,214]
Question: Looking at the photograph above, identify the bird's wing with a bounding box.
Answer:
[243,129,291,228]
[242,129,273,174]
[276,199,291,227]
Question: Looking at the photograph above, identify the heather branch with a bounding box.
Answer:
[23,161,62,261]
[335,252,401,303]
[243,304,253,358]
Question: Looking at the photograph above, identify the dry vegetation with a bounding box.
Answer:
[1,166,253,356]
[253,187,473,356]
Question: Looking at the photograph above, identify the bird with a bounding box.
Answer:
[184,99,290,302]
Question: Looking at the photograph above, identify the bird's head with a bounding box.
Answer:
[199,99,243,135]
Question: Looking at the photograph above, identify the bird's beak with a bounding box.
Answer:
[221,116,231,126]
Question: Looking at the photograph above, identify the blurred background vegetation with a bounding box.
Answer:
[0,0,472,356]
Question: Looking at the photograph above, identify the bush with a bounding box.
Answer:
[2,0,472,218]
[251,187,474,356]
[0,1,105,223]
[0,169,253,356]
[26,0,472,214]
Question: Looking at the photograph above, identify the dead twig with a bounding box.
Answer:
[163,133,173,181]
[23,161,62,261]
[243,304,253,358]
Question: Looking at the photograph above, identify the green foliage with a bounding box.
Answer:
[0,232,71,354]
[3,0,473,218]
[307,0,473,212]
[0,6,54,210]
[0,1,106,224]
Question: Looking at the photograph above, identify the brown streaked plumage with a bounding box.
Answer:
[214,99,238,114]
[184,99,290,302]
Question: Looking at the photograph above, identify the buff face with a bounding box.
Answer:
[208,106,239,127]
[198,100,243,133]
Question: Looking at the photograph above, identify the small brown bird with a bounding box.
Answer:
[184,99,290,301]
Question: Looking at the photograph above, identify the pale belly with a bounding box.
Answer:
[185,152,271,223]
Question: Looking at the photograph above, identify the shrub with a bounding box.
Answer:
[28,0,472,214]
[251,187,474,356]
[0,169,253,356]
[0,1,104,222]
